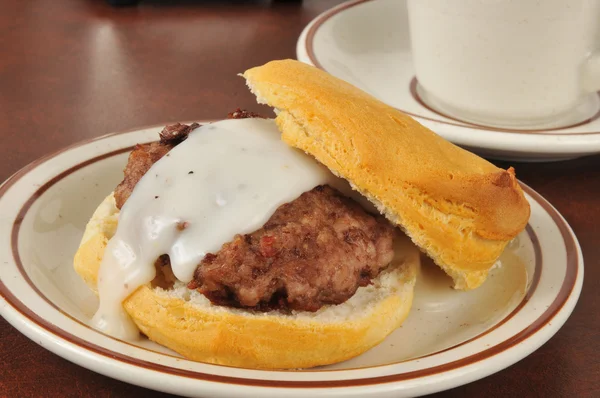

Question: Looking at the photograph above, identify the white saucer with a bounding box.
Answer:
[296,0,600,162]
[0,122,583,397]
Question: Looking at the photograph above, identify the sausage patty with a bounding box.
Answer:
[188,185,396,312]
[114,111,396,312]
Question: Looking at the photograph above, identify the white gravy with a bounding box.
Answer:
[92,118,341,340]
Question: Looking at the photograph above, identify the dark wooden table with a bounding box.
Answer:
[1,0,598,396]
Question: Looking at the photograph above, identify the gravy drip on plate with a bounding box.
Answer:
[92,118,337,340]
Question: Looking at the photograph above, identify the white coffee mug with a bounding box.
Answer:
[407,0,600,128]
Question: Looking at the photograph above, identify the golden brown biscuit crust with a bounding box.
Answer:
[243,60,530,289]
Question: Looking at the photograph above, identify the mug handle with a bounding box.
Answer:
[582,53,600,93]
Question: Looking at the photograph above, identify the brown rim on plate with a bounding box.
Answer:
[304,0,600,136]
[0,127,579,388]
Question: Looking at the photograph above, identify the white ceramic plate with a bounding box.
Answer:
[0,123,583,397]
[296,0,600,162]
